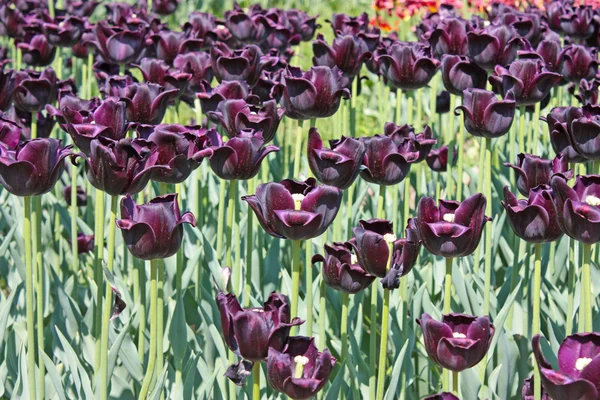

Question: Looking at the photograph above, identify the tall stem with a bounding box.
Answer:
[453,371,459,396]
[446,95,457,199]
[252,362,260,400]
[293,120,305,178]
[582,243,593,332]
[531,102,541,155]
[376,240,394,400]
[483,136,493,316]
[70,164,79,275]
[156,260,165,399]
[244,178,255,308]
[369,282,378,400]
[340,292,349,365]
[175,184,183,293]
[226,180,238,289]
[290,240,301,335]
[24,197,36,400]
[33,195,44,400]
[518,106,526,154]
[216,180,226,260]
[566,239,576,336]
[139,259,158,400]
[94,190,105,375]
[137,258,146,361]
[306,240,313,336]
[444,258,453,314]
[100,195,118,400]
[456,108,465,201]
[533,243,542,400]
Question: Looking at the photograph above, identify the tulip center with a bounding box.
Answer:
[443,213,456,223]
[292,194,305,210]
[585,195,600,207]
[452,332,467,339]
[350,254,358,265]
[294,355,309,379]
[576,357,593,371]
[383,233,397,244]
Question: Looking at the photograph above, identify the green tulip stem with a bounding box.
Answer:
[582,243,593,332]
[473,138,487,274]
[55,47,62,80]
[24,196,36,400]
[447,95,457,199]
[156,260,165,398]
[293,119,305,178]
[120,64,126,76]
[444,257,453,314]
[507,239,526,330]
[483,136,493,316]
[87,53,94,98]
[93,189,106,376]
[395,89,402,124]
[216,180,226,261]
[378,79,385,131]
[290,239,301,336]
[430,77,438,130]
[403,177,410,228]
[456,106,465,201]
[376,241,394,400]
[566,239,576,336]
[340,291,349,365]
[48,0,54,18]
[377,184,386,220]
[99,195,118,400]
[453,371,459,395]
[346,183,355,239]
[244,178,255,308]
[139,259,158,400]
[531,102,541,155]
[252,362,260,400]
[70,163,79,275]
[147,0,153,14]
[533,243,542,400]
[508,110,517,191]
[518,106,526,155]
[137,258,146,361]
[175,183,183,294]
[350,79,357,137]
[226,180,238,290]
[32,194,43,400]
[306,239,314,336]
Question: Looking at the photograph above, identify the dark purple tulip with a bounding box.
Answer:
[522,375,551,400]
[150,30,204,66]
[426,146,457,173]
[205,129,278,181]
[571,78,600,106]
[496,10,543,46]
[307,128,365,190]
[560,5,596,40]
[416,193,490,258]
[224,6,272,44]
[312,33,371,79]
[243,178,342,240]
[43,16,85,47]
[455,88,515,139]
[196,80,259,117]
[417,313,495,372]
[0,138,74,196]
[207,99,284,143]
[267,336,335,400]
[95,21,146,65]
[383,122,437,163]
[544,1,566,32]
[95,69,136,99]
[0,114,23,149]
[63,184,87,206]
[271,66,350,120]
[312,241,375,294]
[551,174,600,244]
[359,133,417,186]
[351,219,420,289]
[467,25,524,71]
[425,18,470,58]
[76,233,94,254]
[153,0,179,15]
[83,137,160,196]
[490,59,562,106]
[18,34,56,67]
[217,291,302,365]
[505,153,573,197]
[173,51,213,96]
[0,68,14,112]
[46,95,101,127]
[211,43,274,87]
[544,107,586,163]
[441,55,487,97]
[436,90,450,114]
[533,333,600,400]
[375,42,440,91]
[565,104,600,161]
[502,185,563,243]
[9,108,55,140]
[133,58,191,97]
[259,26,301,54]
[560,45,599,83]
[66,0,100,17]
[0,5,24,38]
[184,11,222,43]
[326,12,374,37]
[279,8,319,42]
[120,83,178,125]
[518,39,563,74]
[424,393,460,400]
[116,193,196,260]
[11,68,57,113]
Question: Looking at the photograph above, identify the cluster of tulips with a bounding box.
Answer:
[3,0,600,399]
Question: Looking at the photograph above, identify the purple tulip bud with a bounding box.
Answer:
[570,78,600,106]
[467,25,524,71]
[11,68,57,113]
[224,6,272,44]
[278,8,320,42]
[153,0,179,16]
[441,55,487,97]
[560,5,596,40]
[0,138,74,196]
[211,43,274,87]
[76,233,94,254]
[502,185,563,243]
[312,33,371,79]
[312,241,375,293]
[173,51,214,100]
[67,1,100,17]
[551,174,600,244]
[18,34,56,67]
[243,178,343,240]
[455,88,515,139]
[519,39,563,74]
[416,193,490,258]
[564,104,600,161]
[0,68,14,112]
[505,153,573,196]
[326,12,375,37]
[196,80,260,117]
[426,146,457,173]
[0,5,24,38]
[560,45,598,84]
[120,83,178,125]
[359,133,416,186]
[95,21,147,65]
[521,375,551,400]
[307,128,365,189]
[533,333,600,400]
[0,114,23,149]
[425,17,470,58]
[384,122,437,163]
[184,12,222,43]
[267,336,335,400]
[63,184,87,206]
[376,41,440,91]
[544,107,586,163]
[271,66,350,120]
[544,1,566,32]
[424,393,460,400]
[496,10,543,46]
[150,30,204,66]
[43,16,85,47]
[417,313,495,372]
[116,193,196,260]
[436,90,451,114]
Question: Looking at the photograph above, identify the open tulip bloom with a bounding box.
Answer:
[505,153,573,197]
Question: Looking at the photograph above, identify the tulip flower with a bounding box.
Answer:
[43,16,85,47]
[95,21,146,65]
[564,104,600,161]
[376,41,440,90]
[18,34,56,67]
[533,333,600,400]
[116,193,196,260]
[224,5,272,43]
[426,146,456,173]
[153,0,179,15]
[424,393,460,400]
[521,375,551,400]
[551,174,600,244]
[544,107,586,163]
[440,55,487,97]
[505,153,572,197]
[307,128,365,190]
[76,233,94,254]
[133,58,192,91]
[436,90,451,114]
[46,95,100,128]
[384,122,437,163]
[196,80,259,116]
[312,241,375,293]
[0,114,23,149]
[271,66,350,120]
[570,78,600,106]
[150,30,204,66]
[120,83,179,125]
[502,185,563,243]
[351,218,420,289]
[184,11,222,43]
[489,59,562,106]
[83,137,161,196]
[173,51,214,98]
[312,33,371,79]
[0,69,14,112]
[0,5,23,38]
[495,10,543,46]
[544,1,565,32]
[560,45,598,84]
[11,68,57,113]
[425,17,470,58]
[280,9,319,41]
[560,5,596,40]
[417,313,495,372]
[327,12,374,37]
[455,88,515,139]
[67,0,100,17]
[519,39,563,74]
[359,133,417,186]
[63,185,87,206]
[416,193,490,258]
[0,138,74,197]
[467,24,524,71]
[207,99,284,143]
[243,178,343,240]
[267,336,335,400]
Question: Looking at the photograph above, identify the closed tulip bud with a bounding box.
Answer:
[564,104,600,161]
[560,45,598,84]
[384,122,437,163]
[120,83,179,125]
[544,107,586,163]
[426,146,457,173]
[196,80,259,117]
[425,17,470,58]
[518,39,563,73]
[43,16,85,47]
[441,55,487,96]
[456,88,515,139]
[359,133,416,186]
[375,41,440,91]
[505,153,572,196]
[95,21,146,65]
[11,68,57,113]
[560,5,596,40]
[150,30,204,66]
[312,33,371,79]
[63,185,87,206]
[153,0,179,15]
[76,233,94,254]
[18,34,56,67]
[224,5,272,44]
[467,24,524,71]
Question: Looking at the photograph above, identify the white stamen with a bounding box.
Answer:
[576,357,593,371]
[294,355,309,378]
[383,233,397,243]
[131,13,137,18]
[453,332,467,339]
[350,254,358,265]
[443,213,456,223]
[292,193,305,210]
[585,195,600,206]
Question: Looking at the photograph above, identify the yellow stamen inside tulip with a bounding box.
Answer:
[294,355,309,378]
[131,13,137,18]
[585,196,600,206]
[292,193,305,210]
[453,332,467,339]
[576,357,593,371]
[350,254,358,265]
[443,213,456,223]
[383,233,397,243]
